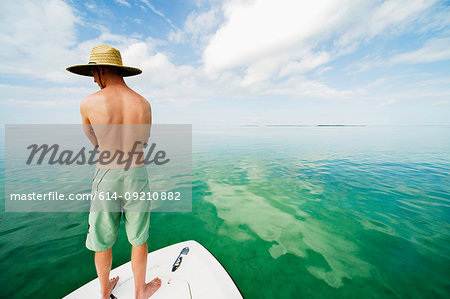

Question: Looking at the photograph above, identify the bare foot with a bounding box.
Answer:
[101,276,119,299]
[136,277,162,299]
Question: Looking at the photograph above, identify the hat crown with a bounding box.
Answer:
[88,44,123,66]
[66,44,142,77]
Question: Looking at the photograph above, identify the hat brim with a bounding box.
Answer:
[66,63,142,77]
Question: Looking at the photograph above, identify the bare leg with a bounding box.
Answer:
[95,248,119,299]
[132,242,162,299]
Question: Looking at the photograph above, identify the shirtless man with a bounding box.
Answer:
[67,45,161,299]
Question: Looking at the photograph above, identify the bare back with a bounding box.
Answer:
[81,85,152,169]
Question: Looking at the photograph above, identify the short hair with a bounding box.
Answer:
[104,66,122,77]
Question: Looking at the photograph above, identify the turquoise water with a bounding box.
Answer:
[0,126,449,298]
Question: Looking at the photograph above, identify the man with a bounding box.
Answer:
[67,44,161,299]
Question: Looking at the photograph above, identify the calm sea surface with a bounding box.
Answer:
[0,126,449,298]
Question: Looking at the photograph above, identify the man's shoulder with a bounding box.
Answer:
[81,90,104,106]
[128,88,148,102]
[81,87,149,107]
[128,89,151,109]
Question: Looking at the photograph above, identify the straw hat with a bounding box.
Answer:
[66,44,142,77]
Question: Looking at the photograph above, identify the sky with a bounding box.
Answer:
[0,0,449,125]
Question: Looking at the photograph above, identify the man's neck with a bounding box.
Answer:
[103,76,127,88]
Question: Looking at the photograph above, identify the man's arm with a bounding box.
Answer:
[80,97,99,147]
[144,101,152,146]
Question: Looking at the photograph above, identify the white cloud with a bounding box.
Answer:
[0,83,92,107]
[121,42,214,105]
[241,57,281,87]
[432,99,450,106]
[315,66,333,76]
[0,0,79,81]
[417,3,450,34]
[1,0,447,126]
[267,76,356,99]
[390,37,450,64]
[279,52,331,78]
[140,0,178,30]
[203,0,343,72]
[84,2,96,10]
[115,0,131,7]
[334,0,436,49]
[203,0,437,84]
[349,37,450,73]
[168,7,223,48]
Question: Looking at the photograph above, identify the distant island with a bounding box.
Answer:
[316,124,366,127]
[264,124,366,127]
